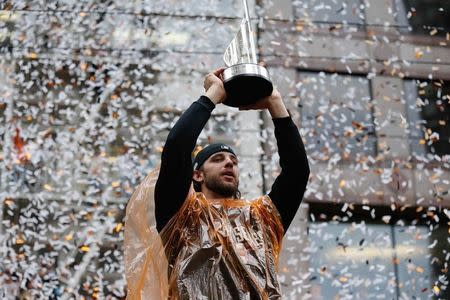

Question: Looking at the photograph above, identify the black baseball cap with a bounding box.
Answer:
[193,143,236,170]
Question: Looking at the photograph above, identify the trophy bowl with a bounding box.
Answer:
[223,63,273,107]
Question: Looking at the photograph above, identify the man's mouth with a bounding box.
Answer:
[221,171,235,180]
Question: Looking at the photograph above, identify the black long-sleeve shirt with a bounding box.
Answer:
[154,96,310,233]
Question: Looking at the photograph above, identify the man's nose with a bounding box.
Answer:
[224,157,234,166]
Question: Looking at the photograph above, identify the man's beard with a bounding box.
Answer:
[204,173,239,198]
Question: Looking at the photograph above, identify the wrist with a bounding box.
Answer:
[268,98,289,118]
[205,86,225,104]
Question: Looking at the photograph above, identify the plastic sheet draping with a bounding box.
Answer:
[124,169,284,299]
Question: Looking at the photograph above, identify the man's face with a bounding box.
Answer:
[194,151,240,198]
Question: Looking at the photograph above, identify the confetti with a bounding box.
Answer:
[0,1,449,299]
[80,245,90,252]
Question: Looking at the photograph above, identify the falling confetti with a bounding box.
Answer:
[0,0,449,299]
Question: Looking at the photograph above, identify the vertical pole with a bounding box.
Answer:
[242,0,258,64]
[242,0,252,30]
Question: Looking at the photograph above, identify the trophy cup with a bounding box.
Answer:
[222,0,273,107]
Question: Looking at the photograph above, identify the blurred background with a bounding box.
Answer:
[0,0,449,299]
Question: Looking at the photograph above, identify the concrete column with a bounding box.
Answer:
[372,76,411,159]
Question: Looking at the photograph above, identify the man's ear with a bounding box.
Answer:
[193,169,204,182]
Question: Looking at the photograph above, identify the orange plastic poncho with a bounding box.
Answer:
[124,169,284,299]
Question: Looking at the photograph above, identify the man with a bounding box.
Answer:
[125,68,309,299]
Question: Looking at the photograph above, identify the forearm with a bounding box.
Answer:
[268,97,289,119]
[268,117,310,231]
[274,118,309,170]
[165,96,215,149]
[155,96,215,231]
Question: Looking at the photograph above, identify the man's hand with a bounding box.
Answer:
[239,88,289,118]
[204,68,226,105]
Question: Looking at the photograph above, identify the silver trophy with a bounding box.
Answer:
[222,0,273,107]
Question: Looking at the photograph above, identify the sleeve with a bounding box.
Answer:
[154,96,215,232]
[268,116,310,232]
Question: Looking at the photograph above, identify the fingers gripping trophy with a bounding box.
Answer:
[222,0,273,107]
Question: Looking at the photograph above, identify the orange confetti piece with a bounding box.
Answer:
[111,181,120,188]
[80,245,90,252]
[4,198,14,207]
[339,276,348,283]
[295,21,304,32]
[26,52,38,59]
[80,62,88,71]
[13,128,24,154]
[415,49,423,59]
[114,223,123,233]
[65,233,73,241]
[351,121,364,130]
[43,184,53,191]
[433,285,440,294]
[416,266,424,273]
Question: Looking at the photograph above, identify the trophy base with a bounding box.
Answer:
[223,64,273,107]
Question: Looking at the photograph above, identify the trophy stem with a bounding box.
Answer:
[242,0,252,30]
[242,0,258,64]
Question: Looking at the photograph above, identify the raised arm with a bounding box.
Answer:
[154,68,226,232]
[268,115,309,232]
[240,89,310,232]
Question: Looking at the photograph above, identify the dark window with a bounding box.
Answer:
[405,79,450,157]
[397,0,450,36]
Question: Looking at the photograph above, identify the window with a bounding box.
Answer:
[300,204,450,299]
[396,0,450,36]
[298,71,376,161]
[405,79,450,157]
[292,0,365,24]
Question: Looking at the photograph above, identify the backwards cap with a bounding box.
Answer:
[193,143,236,170]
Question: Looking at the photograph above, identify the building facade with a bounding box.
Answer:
[0,0,449,298]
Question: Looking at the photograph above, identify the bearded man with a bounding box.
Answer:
[124,68,310,299]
